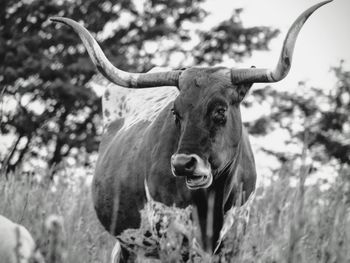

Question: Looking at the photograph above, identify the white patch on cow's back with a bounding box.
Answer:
[95,67,178,132]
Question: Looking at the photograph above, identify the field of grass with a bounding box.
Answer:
[0,170,115,263]
[221,165,350,263]
[0,163,349,263]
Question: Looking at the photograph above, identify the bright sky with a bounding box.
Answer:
[203,0,350,91]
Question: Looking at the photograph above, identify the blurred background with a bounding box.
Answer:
[0,0,348,186]
[0,0,349,262]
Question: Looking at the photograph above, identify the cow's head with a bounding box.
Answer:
[170,67,253,189]
[50,1,332,190]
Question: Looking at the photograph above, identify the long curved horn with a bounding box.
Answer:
[231,0,333,83]
[50,17,182,88]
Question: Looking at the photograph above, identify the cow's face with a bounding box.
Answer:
[170,68,252,190]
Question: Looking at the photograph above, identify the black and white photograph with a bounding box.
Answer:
[0,0,349,262]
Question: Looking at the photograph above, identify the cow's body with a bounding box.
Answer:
[92,68,256,250]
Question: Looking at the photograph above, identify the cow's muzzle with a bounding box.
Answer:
[171,153,213,190]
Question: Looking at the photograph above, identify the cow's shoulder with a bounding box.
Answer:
[95,67,178,133]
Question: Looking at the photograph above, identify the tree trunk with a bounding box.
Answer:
[1,134,22,177]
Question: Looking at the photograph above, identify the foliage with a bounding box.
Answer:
[194,8,279,65]
[0,0,278,173]
[118,196,201,262]
[245,62,350,169]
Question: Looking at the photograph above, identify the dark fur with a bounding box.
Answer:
[92,67,257,252]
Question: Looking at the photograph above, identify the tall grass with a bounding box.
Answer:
[0,162,349,262]
[0,170,115,263]
[221,165,350,263]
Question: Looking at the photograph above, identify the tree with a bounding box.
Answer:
[194,8,278,65]
[245,61,350,173]
[0,0,278,175]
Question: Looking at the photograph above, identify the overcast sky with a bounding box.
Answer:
[203,0,349,91]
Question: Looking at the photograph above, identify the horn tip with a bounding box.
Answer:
[320,0,334,6]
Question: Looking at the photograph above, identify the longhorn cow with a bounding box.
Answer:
[50,0,332,259]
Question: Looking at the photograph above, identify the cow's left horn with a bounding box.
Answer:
[50,17,181,88]
[230,0,333,83]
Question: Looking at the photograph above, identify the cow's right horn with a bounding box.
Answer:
[231,0,333,84]
[50,17,182,88]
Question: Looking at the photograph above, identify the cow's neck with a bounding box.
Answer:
[223,134,244,209]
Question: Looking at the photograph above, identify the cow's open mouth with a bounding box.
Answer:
[186,173,213,190]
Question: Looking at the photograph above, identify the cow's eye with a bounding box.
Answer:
[213,107,226,124]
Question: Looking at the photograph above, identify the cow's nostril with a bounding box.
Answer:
[185,157,196,171]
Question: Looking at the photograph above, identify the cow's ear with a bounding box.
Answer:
[236,82,253,101]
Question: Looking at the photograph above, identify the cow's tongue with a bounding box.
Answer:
[186,176,202,183]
